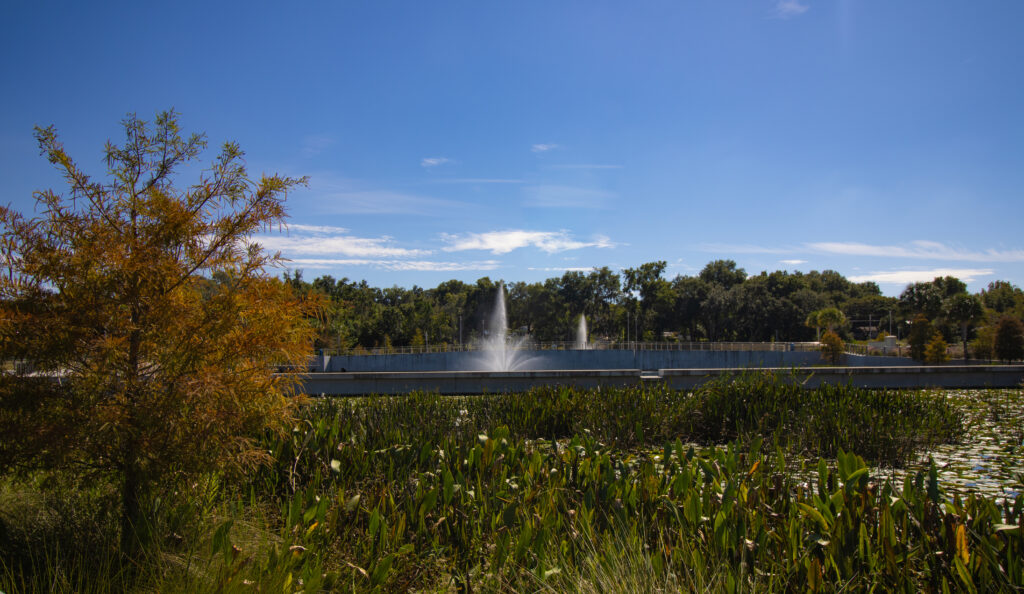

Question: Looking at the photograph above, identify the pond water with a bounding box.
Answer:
[885,389,1024,504]
[455,388,1024,505]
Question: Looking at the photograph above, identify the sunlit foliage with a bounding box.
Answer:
[0,111,316,555]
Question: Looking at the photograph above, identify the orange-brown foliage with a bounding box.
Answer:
[0,111,317,553]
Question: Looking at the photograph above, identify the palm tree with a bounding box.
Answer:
[807,307,846,340]
[805,310,822,341]
[944,294,984,359]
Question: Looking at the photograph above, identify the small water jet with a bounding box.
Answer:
[475,282,539,371]
[575,314,589,349]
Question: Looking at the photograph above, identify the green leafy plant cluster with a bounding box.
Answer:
[272,373,964,468]
[244,417,1020,592]
[4,378,1018,593]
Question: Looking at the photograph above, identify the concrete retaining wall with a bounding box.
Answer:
[314,349,916,373]
[295,365,1024,395]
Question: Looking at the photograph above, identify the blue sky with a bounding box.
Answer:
[3,1,1022,296]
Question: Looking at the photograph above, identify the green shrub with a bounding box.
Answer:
[995,315,1024,363]
[820,330,844,365]
[925,332,951,364]
[908,314,934,362]
[971,324,996,361]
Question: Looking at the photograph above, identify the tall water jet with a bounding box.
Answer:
[475,281,538,371]
[575,314,589,349]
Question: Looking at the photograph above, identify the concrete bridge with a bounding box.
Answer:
[310,346,918,374]
[293,364,1024,396]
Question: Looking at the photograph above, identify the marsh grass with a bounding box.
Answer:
[287,372,964,470]
[0,474,310,594]
[2,375,1020,592]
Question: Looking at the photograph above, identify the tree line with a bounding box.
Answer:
[285,261,1024,361]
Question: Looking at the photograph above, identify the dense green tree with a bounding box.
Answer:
[806,270,858,305]
[994,315,1024,363]
[698,259,747,289]
[900,282,945,320]
[623,261,669,340]
[432,279,472,345]
[623,261,667,297]
[734,276,778,341]
[783,288,822,337]
[545,268,622,340]
[671,276,709,341]
[508,280,562,341]
[900,276,967,323]
[700,284,738,341]
[943,294,984,359]
[582,266,622,339]
[462,277,500,341]
[556,271,590,318]
[843,295,899,339]
[980,280,1022,314]
[933,275,968,298]
[287,259,1009,353]
[907,314,935,362]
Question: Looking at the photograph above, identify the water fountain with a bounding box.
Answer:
[474,282,540,371]
[575,314,589,349]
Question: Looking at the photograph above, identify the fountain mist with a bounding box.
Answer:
[575,314,589,349]
[475,282,538,371]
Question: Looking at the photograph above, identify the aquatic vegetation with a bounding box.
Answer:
[3,376,1021,592]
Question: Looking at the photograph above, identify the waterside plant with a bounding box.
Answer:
[2,376,1020,593]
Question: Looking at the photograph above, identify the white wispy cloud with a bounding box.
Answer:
[699,242,794,255]
[309,186,466,215]
[256,226,429,258]
[441,230,616,255]
[430,178,523,184]
[293,172,469,216]
[848,268,995,286]
[531,143,561,153]
[421,157,452,168]
[773,0,809,18]
[524,185,615,209]
[288,258,501,272]
[703,240,1024,263]
[807,241,1024,263]
[780,259,807,265]
[285,223,349,234]
[300,134,335,158]
[527,266,595,272]
[547,164,623,170]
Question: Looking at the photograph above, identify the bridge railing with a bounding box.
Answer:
[320,341,831,357]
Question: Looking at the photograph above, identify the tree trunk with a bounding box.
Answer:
[120,460,144,559]
[961,323,970,361]
[122,322,144,559]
